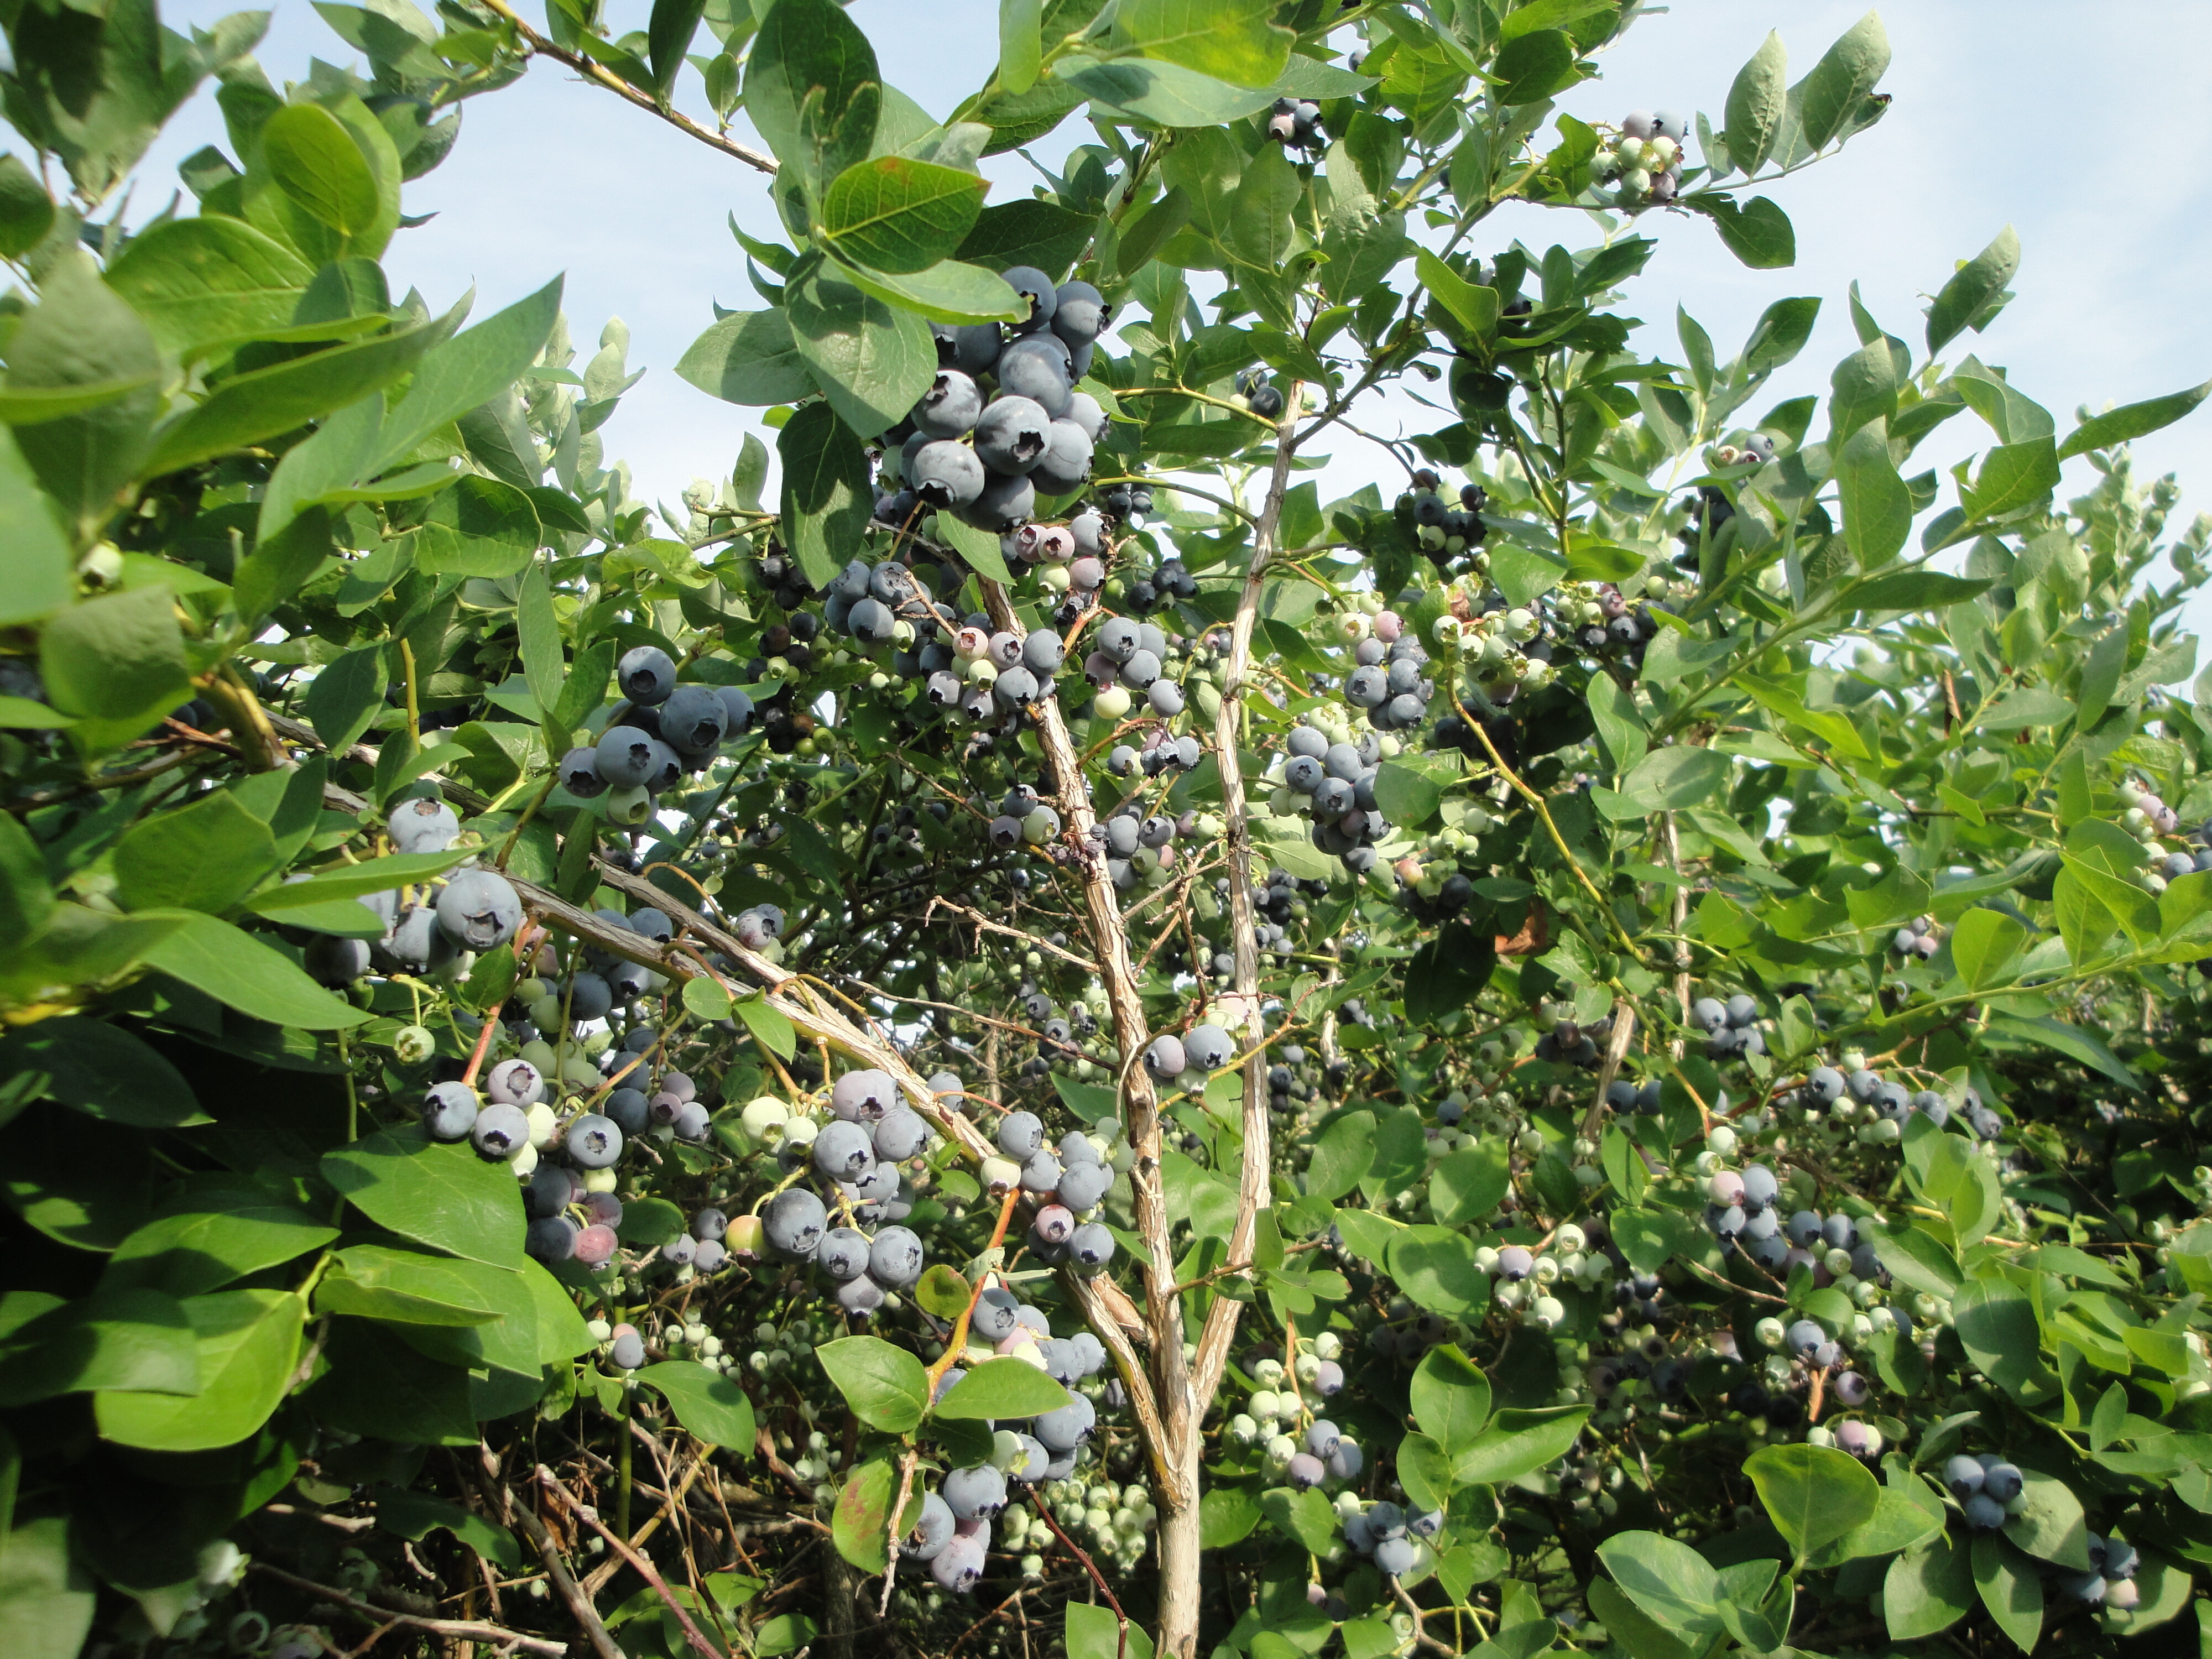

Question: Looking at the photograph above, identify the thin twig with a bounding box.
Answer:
[475,0,778,174]
[537,1466,723,1659]
[248,1562,568,1657]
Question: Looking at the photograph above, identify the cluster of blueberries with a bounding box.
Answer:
[1693,993,1767,1059]
[1265,96,1327,153]
[903,1300,1114,1593]
[754,1068,936,1316]
[556,645,758,826]
[1400,473,1490,567]
[1339,613,1439,735]
[1271,725,1402,876]
[1087,800,1201,894]
[304,801,524,984]
[876,270,1112,534]
[1891,914,1943,961]
[1536,1010,1616,1067]
[1592,108,1691,205]
[1802,1063,2005,1141]
[984,1110,1119,1271]
[1140,1022,1238,1093]
[1082,613,1190,724]
[1337,1496,1444,1579]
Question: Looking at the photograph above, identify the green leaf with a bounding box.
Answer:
[1415,249,1499,342]
[0,1287,197,1406]
[1259,1485,1340,1554]
[1618,744,1728,813]
[682,974,733,1023]
[820,156,988,274]
[1869,1221,1961,1298]
[1725,32,1787,173]
[1700,195,1796,269]
[38,583,190,743]
[5,248,161,530]
[415,476,541,578]
[817,1334,928,1432]
[1829,340,1898,442]
[915,1264,972,1321]
[1596,1530,1723,1638]
[103,216,315,358]
[321,1127,528,1269]
[745,0,882,194]
[137,911,369,1029]
[1743,1442,1880,1561]
[371,1486,523,1574]
[1796,11,1891,152]
[831,1455,910,1573]
[0,429,71,628]
[2002,1468,2089,1567]
[1836,421,1911,568]
[1987,1013,2141,1093]
[785,257,937,437]
[101,1204,336,1300]
[1491,30,1577,105]
[302,641,389,753]
[143,316,441,476]
[1851,571,1991,612]
[648,0,708,97]
[834,255,1029,325]
[734,994,799,1060]
[373,278,563,473]
[934,1356,1073,1420]
[957,199,1095,280]
[1885,1532,1974,1640]
[313,1244,512,1326]
[260,103,384,246]
[1057,55,1280,127]
[1971,1531,2043,1654]
[0,1018,204,1129]
[1067,1603,1155,1659]
[676,309,815,407]
[1588,1577,1697,1659]
[0,153,54,258]
[1199,1484,1260,1548]
[1385,1227,1488,1318]
[1926,226,2020,356]
[998,0,1042,94]
[1952,1276,2054,1404]
[0,1516,95,1659]
[1961,437,2059,521]
[1948,906,2027,991]
[1428,1141,1510,1224]
[93,1288,306,1452]
[1305,1109,1374,1201]
[638,1361,758,1451]
[1812,1484,1944,1566]
[777,399,875,590]
[1452,1405,1589,1487]
[113,789,280,914]
[1409,1344,1491,1452]
[1112,0,1291,86]
[247,847,477,913]
[2059,377,2212,460]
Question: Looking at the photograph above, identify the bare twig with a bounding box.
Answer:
[537,1466,723,1659]
[474,0,778,174]
[248,1562,568,1657]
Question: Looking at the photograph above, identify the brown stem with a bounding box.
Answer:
[247,1562,568,1657]
[536,1465,723,1659]
[474,0,778,175]
[1191,380,1303,1415]
[466,1462,625,1659]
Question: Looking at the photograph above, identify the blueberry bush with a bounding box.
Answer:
[3,3,2211,1658]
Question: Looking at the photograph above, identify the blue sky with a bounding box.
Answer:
[121,2,2212,622]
